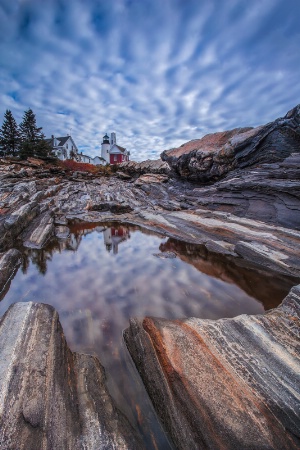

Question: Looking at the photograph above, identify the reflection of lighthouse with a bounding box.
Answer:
[103,226,130,254]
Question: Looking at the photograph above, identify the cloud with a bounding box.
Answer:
[0,0,299,161]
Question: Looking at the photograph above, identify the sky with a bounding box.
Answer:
[0,0,299,161]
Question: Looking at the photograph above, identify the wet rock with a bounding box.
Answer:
[0,302,142,450]
[124,284,300,450]
[162,104,300,182]
[0,249,21,294]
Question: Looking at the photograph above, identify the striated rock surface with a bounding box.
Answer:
[124,285,300,450]
[0,302,141,450]
[161,104,300,182]
[193,152,300,229]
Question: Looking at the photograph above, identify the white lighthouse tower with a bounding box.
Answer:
[101,133,110,163]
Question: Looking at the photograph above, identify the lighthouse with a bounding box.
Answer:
[101,133,110,163]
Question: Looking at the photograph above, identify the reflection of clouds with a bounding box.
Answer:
[1,228,265,350]
[0,226,266,445]
[0,1,299,160]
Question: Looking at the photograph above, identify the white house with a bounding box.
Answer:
[101,133,130,165]
[47,135,79,161]
[77,153,106,166]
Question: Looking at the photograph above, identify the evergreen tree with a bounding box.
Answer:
[0,110,20,157]
[35,131,54,160]
[19,108,53,160]
[19,108,40,159]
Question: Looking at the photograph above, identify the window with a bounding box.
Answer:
[66,144,68,149]
[114,155,117,161]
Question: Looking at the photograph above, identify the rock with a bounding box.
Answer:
[55,225,70,239]
[153,251,176,259]
[116,171,132,180]
[87,202,133,214]
[0,302,142,450]
[134,173,169,186]
[23,212,54,249]
[3,202,38,231]
[0,202,39,251]
[161,104,300,182]
[27,157,46,167]
[234,240,300,276]
[124,284,300,450]
[196,153,300,229]
[0,249,21,294]
[119,159,171,175]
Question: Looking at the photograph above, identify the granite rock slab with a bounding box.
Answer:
[0,302,142,450]
[124,285,300,450]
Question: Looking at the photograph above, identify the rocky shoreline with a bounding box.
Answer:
[0,105,299,448]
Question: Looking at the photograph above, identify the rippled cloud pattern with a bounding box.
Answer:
[0,0,299,160]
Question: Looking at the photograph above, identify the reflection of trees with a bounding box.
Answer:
[21,252,30,275]
[30,250,49,275]
[22,238,66,275]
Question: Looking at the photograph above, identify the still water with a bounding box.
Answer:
[1,222,297,449]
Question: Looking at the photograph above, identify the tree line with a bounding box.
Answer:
[0,109,55,160]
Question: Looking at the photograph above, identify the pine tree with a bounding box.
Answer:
[19,108,53,160]
[0,110,20,157]
[35,131,54,160]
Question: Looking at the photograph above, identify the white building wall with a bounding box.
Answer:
[101,143,110,163]
[80,154,91,163]
[92,156,105,165]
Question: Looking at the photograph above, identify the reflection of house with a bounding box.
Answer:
[101,133,130,165]
[47,135,79,160]
[104,226,130,254]
[66,233,82,251]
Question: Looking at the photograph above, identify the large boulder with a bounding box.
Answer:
[0,302,141,449]
[124,284,300,450]
[119,159,170,175]
[161,104,300,182]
